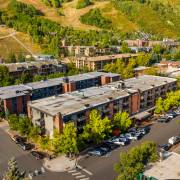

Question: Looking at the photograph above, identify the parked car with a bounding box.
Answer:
[111,137,127,146]
[18,142,31,151]
[168,136,180,145]
[159,143,172,151]
[10,135,24,144]
[157,116,170,123]
[88,148,106,156]
[166,112,176,118]
[102,142,119,150]
[174,108,180,115]
[137,126,150,135]
[125,132,140,140]
[30,151,44,160]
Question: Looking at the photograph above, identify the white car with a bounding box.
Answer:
[168,136,180,145]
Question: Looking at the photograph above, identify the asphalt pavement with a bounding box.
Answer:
[0,116,179,180]
[79,116,180,180]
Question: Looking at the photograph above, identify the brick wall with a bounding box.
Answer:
[53,114,64,133]
[101,76,110,85]
[3,99,13,113]
[130,93,140,114]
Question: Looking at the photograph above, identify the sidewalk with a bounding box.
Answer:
[43,155,77,172]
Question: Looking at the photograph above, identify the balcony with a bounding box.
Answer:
[77,116,86,122]
[35,119,45,127]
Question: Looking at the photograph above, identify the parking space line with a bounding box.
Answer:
[79,178,90,180]
[68,169,77,173]
[76,165,93,176]
[75,175,86,178]
[72,172,81,176]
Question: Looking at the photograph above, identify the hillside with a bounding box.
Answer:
[0,0,179,58]
[0,26,43,60]
[15,0,180,38]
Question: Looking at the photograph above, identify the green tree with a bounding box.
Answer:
[143,67,157,75]
[0,65,10,87]
[39,136,52,151]
[17,52,25,62]
[28,126,40,142]
[154,97,164,114]
[59,123,78,157]
[136,53,151,66]
[82,110,112,144]
[8,114,19,131]
[114,141,158,180]
[113,112,132,132]
[121,42,131,53]
[76,0,92,9]
[8,53,17,63]
[52,129,61,154]
[18,116,31,136]
[3,157,25,180]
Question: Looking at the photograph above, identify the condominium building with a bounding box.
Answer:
[27,75,176,137]
[0,72,120,115]
[3,60,67,78]
[76,54,138,70]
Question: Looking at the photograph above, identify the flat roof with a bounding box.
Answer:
[29,85,130,117]
[124,75,176,92]
[134,66,150,71]
[78,54,138,62]
[0,72,120,99]
[29,75,177,116]
[144,152,180,180]
[4,60,61,72]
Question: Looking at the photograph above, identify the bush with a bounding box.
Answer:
[80,8,112,29]
[76,0,92,9]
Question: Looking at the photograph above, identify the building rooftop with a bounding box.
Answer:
[144,152,180,180]
[29,84,130,117]
[124,75,176,92]
[3,60,62,72]
[134,66,150,71]
[0,72,120,99]
[28,75,177,117]
[78,54,138,62]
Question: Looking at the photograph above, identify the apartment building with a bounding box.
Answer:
[0,72,120,115]
[125,39,180,48]
[27,75,176,137]
[60,45,113,57]
[76,54,138,70]
[156,61,180,77]
[3,60,67,78]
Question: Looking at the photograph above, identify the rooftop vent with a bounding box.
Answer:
[84,104,90,108]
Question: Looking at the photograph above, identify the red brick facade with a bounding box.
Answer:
[101,76,110,85]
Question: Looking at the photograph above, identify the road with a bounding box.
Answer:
[0,116,179,180]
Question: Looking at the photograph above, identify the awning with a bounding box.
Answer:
[134,111,151,120]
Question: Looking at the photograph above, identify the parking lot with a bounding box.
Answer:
[0,115,179,180]
[78,115,180,180]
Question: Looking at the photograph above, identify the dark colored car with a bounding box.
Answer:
[159,144,171,151]
[88,148,106,156]
[30,151,44,160]
[11,135,25,144]
[18,142,31,151]
[102,142,119,150]
[137,126,150,135]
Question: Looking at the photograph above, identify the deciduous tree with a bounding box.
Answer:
[82,110,112,144]
[113,112,132,132]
